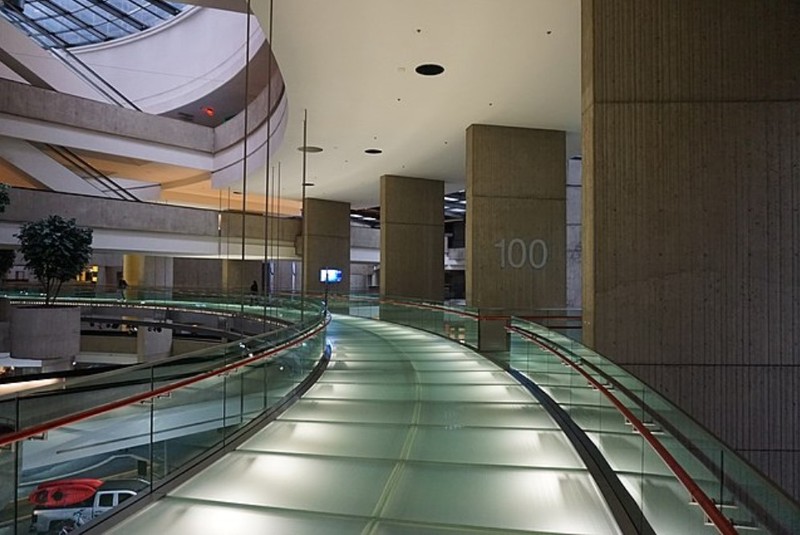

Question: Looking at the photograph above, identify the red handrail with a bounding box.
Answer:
[381,298,480,319]
[508,326,738,535]
[0,317,330,449]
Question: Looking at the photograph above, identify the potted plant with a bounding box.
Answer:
[10,215,93,371]
[15,215,93,305]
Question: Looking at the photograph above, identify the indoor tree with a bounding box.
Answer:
[0,250,14,285]
[0,184,12,285]
[15,215,93,305]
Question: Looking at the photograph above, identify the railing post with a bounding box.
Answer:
[477,309,509,352]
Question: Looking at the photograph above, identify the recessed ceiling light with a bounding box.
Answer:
[364,148,383,154]
[298,146,323,153]
[415,63,445,76]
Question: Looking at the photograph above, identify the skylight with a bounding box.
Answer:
[0,0,186,49]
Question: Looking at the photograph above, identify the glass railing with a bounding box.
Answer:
[328,293,480,348]
[326,296,798,534]
[509,318,799,535]
[0,291,328,535]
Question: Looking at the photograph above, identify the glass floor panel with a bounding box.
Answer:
[110,315,620,534]
[406,427,585,468]
[239,421,410,459]
[417,401,561,429]
[382,464,619,534]
[281,399,418,425]
[109,498,370,535]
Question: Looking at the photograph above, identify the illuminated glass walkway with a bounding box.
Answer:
[108,315,623,534]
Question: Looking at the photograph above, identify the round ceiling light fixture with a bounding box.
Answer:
[415,63,445,76]
[298,146,323,153]
[364,148,383,155]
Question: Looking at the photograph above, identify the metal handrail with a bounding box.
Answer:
[508,325,737,535]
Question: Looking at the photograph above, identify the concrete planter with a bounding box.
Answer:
[10,305,81,372]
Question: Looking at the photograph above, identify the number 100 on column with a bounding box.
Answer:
[493,238,548,269]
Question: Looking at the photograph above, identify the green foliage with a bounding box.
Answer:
[15,215,93,305]
[0,250,14,282]
[0,184,9,213]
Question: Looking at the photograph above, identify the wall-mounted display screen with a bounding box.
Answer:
[320,269,343,283]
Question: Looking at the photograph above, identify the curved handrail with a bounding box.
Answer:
[0,314,329,449]
[508,325,738,535]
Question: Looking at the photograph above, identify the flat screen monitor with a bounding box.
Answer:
[320,268,343,283]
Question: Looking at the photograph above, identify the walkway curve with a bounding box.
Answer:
[106,315,623,534]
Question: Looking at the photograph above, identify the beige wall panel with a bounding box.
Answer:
[381,175,444,226]
[222,259,262,291]
[173,258,223,290]
[381,224,443,300]
[468,197,565,310]
[624,363,800,496]
[221,212,301,243]
[588,0,800,103]
[467,125,565,199]
[583,0,800,499]
[302,198,350,296]
[304,235,350,296]
[0,80,213,152]
[380,176,443,301]
[466,125,566,312]
[5,188,217,237]
[304,198,351,237]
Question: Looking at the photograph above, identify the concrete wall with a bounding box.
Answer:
[220,211,301,243]
[302,198,350,296]
[380,175,443,301]
[2,188,218,237]
[583,0,800,498]
[0,79,213,152]
[566,157,582,308]
[222,259,262,292]
[124,255,174,290]
[466,124,566,311]
[174,258,224,290]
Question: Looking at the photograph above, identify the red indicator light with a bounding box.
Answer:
[202,106,215,117]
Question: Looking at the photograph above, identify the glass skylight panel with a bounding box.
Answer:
[0,0,187,49]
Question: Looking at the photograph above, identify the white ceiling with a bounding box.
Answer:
[245,0,582,209]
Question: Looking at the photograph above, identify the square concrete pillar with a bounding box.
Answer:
[466,125,566,350]
[380,175,444,301]
[302,198,350,297]
[583,0,800,499]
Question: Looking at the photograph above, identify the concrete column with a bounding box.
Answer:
[222,259,262,293]
[302,198,351,298]
[583,0,800,498]
[123,255,174,298]
[173,258,224,290]
[380,175,444,301]
[466,125,566,349]
[137,324,172,362]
